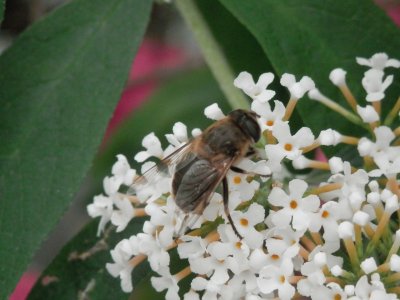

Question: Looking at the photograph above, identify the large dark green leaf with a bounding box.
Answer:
[0,0,151,297]
[92,68,228,179]
[28,219,149,300]
[218,0,400,135]
[0,0,4,25]
[29,68,227,299]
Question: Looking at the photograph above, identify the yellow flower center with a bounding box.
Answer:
[290,200,298,209]
[284,143,293,151]
[233,176,242,184]
[266,120,274,126]
[271,254,280,260]
[240,218,249,227]
[322,210,330,218]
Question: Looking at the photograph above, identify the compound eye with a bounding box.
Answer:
[245,118,261,142]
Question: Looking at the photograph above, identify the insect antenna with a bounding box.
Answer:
[222,177,243,240]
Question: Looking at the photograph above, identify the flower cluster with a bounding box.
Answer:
[87,53,400,299]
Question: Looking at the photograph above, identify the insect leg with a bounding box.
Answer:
[230,165,271,179]
[230,166,249,174]
[222,177,243,240]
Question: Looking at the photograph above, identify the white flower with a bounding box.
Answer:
[111,154,136,186]
[251,100,286,132]
[191,277,222,299]
[329,68,347,86]
[165,122,189,149]
[111,197,134,232]
[257,259,295,300]
[358,126,398,159]
[360,257,377,274]
[234,71,276,102]
[190,241,240,285]
[318,129,342,146]
[356,105,380,123]
[356,53,400,70]
[309,201,341,241]
[204,103,225,120]
[362,69,393,102]
[231,203,265,249]
[106,237,140,293]
[265,121,315,171]
[134,132,164,162]
[268,179,320,231]
[280,73,315,99]
[328,156,344,174]
[227,171,259,202]
[138,232,171,272]
[87,194,113,236]
[103,175,122,196]
[177,235,207,259]
[151,269,180,300]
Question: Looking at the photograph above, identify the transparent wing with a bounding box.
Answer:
[172,155,237,236]
[176,156,238,212]
[126,142,195,202]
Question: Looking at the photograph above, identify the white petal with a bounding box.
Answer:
[204,103,225,120]
[329,68,347,86]
[234,71,254,89]
[288,179,308,199]
[280,73,295,87]
[257,72,275,88]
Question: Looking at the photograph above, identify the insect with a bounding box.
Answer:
[132,109,262,238]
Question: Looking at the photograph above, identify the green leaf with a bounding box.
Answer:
[0,0,4,25]
[218,0,400,135]
[28,219,149,300]
[29,68,227,299]
[0,0,151,297]
[92,68,228,179]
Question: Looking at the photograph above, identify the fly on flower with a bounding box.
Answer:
[129,109,266,238]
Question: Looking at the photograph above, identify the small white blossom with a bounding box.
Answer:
[362,69,393,102]
[106,237,140,293]
[318,129,342,146]
[234,71,276,102]
[204,103,225,120]
[111,197,135,232]
[231,203,265,249]
[165,122,189,148]
[265,121,314,171]
[151,269,180,300]
[268,179,320,231]
[356,105,380,123]
[257,259,295,300]
[251,100,286,132]
[87,194,113,236]
[356,53,400,70]
[134,132,164,162]
[111,154,136,186]
[360,257,377,274]
[329,68,347,86]
[280,73,315,99]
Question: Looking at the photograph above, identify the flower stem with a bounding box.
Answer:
[175,0,249,110]
[343,238,360,272]
[339,84,358,112]
[366,211,391,255]
[283,98,298,121]
[129,254,147,267]
[309,182,343,195]
[384,96,400,126]
[174,265,192,281]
